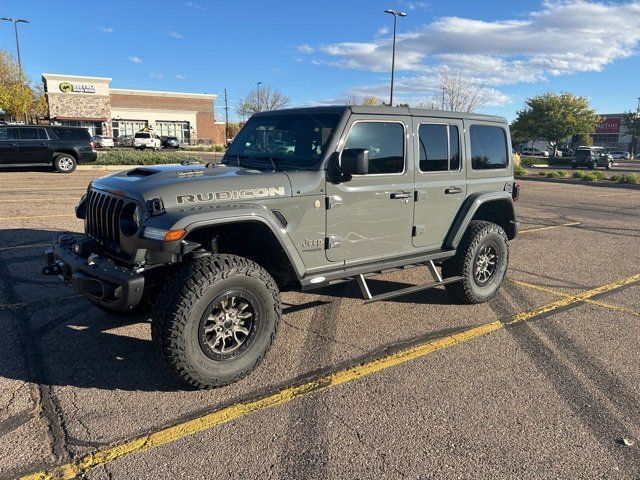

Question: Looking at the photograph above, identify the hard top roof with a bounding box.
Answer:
[253,105,506,123]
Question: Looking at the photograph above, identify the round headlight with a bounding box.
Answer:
[132,206,142,228]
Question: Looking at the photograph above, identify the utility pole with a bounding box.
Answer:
[256,81,263,112]
[383,9,406,107]
[224,88,230,144]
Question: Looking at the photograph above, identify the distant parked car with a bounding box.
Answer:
[116,135,133,147]
[160,136,180,148]
[133,132,161,150]
[572,146,613,170]
[521,147,549,157]
[0,125,96,173]
[609,151,630,160]
[91,135,114,149]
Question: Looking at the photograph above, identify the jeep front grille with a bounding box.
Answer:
[85,189,126,251]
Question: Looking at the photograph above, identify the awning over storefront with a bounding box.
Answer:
[52,116,108,122]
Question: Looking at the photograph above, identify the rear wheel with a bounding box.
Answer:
[152,254,281,389]
[53,153,77,173]
[442,220,509,304]
[606,160,613,170]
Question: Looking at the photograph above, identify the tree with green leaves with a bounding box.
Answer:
[511,92,600,156]
[621,110,640,155]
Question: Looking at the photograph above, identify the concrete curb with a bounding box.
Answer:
[517,175,640,191]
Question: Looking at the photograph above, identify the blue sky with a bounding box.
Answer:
[2,0,640,121]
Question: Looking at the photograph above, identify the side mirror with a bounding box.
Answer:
[341,148,369,176]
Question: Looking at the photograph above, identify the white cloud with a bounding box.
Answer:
[400,1,429,10]
[168,31,184,39]
[174,74,187,80]
[375,26,389,37]
[128,56,143,64]
[309,1,640,101]
[297,44,314,54]
[149,73,164,79]
[184,1,204,10]
[98,26,113,34]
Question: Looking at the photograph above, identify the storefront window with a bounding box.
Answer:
[60,121,102,137]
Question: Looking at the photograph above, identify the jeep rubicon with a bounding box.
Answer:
[43,106,519,389]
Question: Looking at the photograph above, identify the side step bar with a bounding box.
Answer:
[356,260,463,303]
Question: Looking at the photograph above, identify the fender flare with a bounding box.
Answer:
[444,191,517,250]
[172,209,306,279]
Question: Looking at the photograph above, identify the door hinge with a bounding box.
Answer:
[326,235,343,249]
[326,195,343,209]
[412,225,425,237]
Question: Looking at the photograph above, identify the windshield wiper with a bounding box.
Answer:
[226,154,281,171]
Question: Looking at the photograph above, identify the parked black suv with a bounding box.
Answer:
[0,125,97,173]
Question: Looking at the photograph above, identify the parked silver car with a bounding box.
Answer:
[609,151,630,160]
[91,135,114,148]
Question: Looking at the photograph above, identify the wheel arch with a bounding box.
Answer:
[445,192,517,250]
[53,149,79,161]
[184,216,304,290]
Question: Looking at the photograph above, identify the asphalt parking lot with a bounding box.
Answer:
[1,170,639,479]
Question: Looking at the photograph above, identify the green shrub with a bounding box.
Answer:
[555,170,569,178]
[514,164,526,176]
[610,174,623,182]
[95,150,201,165]
[592,171,607,180]
[582,173,598,182]
[546,171,560,178]
[572,171,586,179]
[520,156,537,166]
[616,173,640,184]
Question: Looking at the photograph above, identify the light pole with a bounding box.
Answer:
[1,17,29,74]
[256,81,263,112]
[383,9,406,107]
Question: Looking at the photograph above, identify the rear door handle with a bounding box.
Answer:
[390,192,411,199]
[444,187,463,195]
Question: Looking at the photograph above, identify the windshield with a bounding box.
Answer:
[223,113,341,170]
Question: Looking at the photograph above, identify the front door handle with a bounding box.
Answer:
[444,187,463,195]
[390,192,411,199]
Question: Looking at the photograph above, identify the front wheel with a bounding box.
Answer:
[53,153,77,173]
[606,160,613,170]
[442,220,509,304]
[152,254,281,389]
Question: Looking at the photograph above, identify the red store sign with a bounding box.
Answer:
[596,116,621,134]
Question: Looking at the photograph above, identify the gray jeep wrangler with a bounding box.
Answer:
[43,106,519,389]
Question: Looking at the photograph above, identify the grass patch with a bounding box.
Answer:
[181,145,226,152]
[95,150,201,165]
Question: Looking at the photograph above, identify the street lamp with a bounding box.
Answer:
[256,81,263,112]
[384,9,406,107]
[1,17,29,74]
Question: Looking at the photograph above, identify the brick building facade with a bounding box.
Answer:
[42,73,225,145]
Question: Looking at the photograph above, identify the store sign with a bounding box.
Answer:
[595,116,621,134]
[59,81,96,94]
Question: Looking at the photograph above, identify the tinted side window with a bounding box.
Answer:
[0,128,18,140]
[470,125,508,170]
[18,127,44,140]
[344,122,404,174]
[52,128,91,141]
[450,126,460,170]
[419,124,448,172]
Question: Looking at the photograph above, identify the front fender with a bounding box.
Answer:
[145,204,306,278]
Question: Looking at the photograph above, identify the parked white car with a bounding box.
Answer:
[609,151,630,160]
[133,132,161,150]
[521,147,550,157]
[91,135,114,148]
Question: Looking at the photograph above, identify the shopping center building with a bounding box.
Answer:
[42,73,225,144]
[591,114,634,150]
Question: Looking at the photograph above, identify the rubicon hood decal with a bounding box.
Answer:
[177,186,287,204]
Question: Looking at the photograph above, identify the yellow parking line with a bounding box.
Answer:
[19,272,640,480]
[519,221,581,234]
[0,214,76,222]
[511,278,640,319]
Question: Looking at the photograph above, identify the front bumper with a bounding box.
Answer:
[43,235,144,311]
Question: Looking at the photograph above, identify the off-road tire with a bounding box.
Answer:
[53,153,77,173]
[152,254,281,389]
[442,220,509,304]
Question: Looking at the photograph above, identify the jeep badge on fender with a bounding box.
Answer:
[43,105,518,389]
